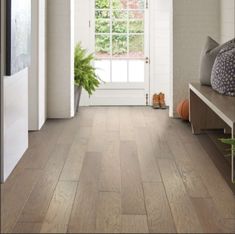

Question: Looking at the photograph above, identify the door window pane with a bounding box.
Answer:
[112,20,127,33]
[129,60,144,82]
[96,20,110,33]
[95,60,111,82]
[96,0,110,9]
[128,0,145,9]
[129,20,144,33]
[112,35,128,57]
[95,10,110,19]
[129,10,144,20]
[112,60,128,82]
[95,35,111,57]
[113,0,128,9]
[112,10,128,19]
[129,35,144,57]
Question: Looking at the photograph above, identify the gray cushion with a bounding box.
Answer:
[199,37,233,86]
[211,42,235,96]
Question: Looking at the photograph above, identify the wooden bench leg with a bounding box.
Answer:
[189,90,207,135]
[191,124,203,135]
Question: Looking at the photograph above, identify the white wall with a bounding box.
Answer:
[172,0,220,116]
[3,70,29,182]
[38,0,47,126]
[220,0,235,42]
[150,0,171,107]
[74,0,92,106]
[74,0,91,51]
[1,0,29,182]
[1,0,5,181]
[47,0,75,118]
[29,0,47,130]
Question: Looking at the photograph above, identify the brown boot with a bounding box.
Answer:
[152,93,160,109]
[159,92,167,109]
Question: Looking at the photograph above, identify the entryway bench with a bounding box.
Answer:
[189,82,235,182]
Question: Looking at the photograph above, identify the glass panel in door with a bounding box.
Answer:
[93,0,149,105]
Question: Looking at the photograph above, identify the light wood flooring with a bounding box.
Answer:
[1,107,235,233]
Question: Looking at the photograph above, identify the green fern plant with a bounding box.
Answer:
[74,43,100,96]
[220,138,235,155]
[220,138,235,183]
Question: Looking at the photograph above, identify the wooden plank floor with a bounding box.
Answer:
[1,107,235,233]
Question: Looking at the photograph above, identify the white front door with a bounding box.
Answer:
[90,0,150,106]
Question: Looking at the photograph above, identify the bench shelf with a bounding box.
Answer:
[189,83,235,183]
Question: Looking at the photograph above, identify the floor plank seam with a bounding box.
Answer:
[141,182,155,233]
[155,160,178,233]
[10,170,42,233]
[65,181,79,234]
[98,190,120,194]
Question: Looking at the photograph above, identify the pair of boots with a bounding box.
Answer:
[152,92,166,109]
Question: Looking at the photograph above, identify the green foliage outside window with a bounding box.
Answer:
[96,0,110,9]
[113,35,127,55]
[113,10,128,19]
[95,0,144,56]
[96,20,110,33]
[130,35,143,53]
[112,21,127,33]
[95,35,110,54]
[96,10,110,19]
[129,20,144,33]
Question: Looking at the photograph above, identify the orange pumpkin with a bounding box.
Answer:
[177,99,189,121]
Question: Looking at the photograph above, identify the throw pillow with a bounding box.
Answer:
[199,37,234,86]
[211,42,235,96]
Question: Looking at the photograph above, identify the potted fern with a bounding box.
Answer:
[74,43,100,112]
